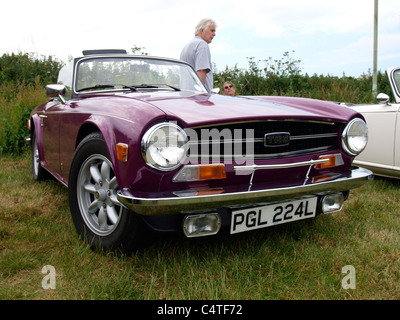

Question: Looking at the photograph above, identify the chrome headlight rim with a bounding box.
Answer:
[141,122,188,171]
[341,118,368,156]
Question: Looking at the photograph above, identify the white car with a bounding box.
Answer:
[346,67,400,178]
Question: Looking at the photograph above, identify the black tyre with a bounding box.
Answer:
[68,132,152,253]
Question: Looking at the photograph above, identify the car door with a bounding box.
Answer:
[388,67,400,168]
[354,102,399,168]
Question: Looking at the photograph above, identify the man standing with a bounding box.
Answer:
[180,19,216,93]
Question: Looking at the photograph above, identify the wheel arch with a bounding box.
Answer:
[30,114,44,161]
[74,121,124,189]
[72,115,144,191]
[75,123,102,148]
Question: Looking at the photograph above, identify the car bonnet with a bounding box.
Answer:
[130,92,359,127]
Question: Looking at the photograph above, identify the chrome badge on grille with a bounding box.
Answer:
[264,132,291,147]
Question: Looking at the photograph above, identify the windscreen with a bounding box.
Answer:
[74,57,206,94]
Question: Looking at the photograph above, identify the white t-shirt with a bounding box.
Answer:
[180,36,213,93]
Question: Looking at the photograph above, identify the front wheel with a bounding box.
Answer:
[68,132,152,253]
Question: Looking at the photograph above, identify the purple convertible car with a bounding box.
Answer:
[29,49,372,252]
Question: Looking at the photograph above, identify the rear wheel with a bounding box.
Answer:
[68,132,152,253]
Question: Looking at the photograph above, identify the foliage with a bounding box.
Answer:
[131,45,149,55]
[0,53,63,155]
[214,51,393,103]
[0,79,48,155]
[0,52,63,86]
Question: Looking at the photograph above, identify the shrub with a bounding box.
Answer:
[214,51,391,104]
[0,52,63,86]
[0,78,48,155]
[0,53,63,155]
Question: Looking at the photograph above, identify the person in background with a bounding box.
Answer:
[180,18,217,93]
[222,81,236,96]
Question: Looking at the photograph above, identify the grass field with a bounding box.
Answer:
[0,151,399,300]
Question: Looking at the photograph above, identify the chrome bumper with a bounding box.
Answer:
[117,167,372,216]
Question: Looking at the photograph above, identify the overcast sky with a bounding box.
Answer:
[1,0,399,77]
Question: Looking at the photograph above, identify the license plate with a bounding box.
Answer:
[230,197,317,234]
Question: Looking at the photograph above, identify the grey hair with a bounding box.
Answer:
[195,19,217,36]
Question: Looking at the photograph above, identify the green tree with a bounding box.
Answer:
[0,52,63,86]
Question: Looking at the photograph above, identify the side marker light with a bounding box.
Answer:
[116,143,128,162]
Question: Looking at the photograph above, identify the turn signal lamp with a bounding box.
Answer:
[116,143,128,162]
[173,164,226,182]
[315,155,336,169]
[315,153,344,170]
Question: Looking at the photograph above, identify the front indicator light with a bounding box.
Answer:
[315,153,344,169]
[116,143,128,162]
[173,164,226,182]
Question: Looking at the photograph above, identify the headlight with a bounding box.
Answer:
[141,122,188,171]
[341,118,368,156]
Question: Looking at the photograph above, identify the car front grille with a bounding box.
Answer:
[186,120,341,161]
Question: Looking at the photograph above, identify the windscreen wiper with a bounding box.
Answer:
[145,84,181,91]
[132,84,181,91]
[76,84,115,92]
[134,84,159,89]
[122,85,138,91]
[158,84,181,91]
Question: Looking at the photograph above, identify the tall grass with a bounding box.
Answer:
[0,52,62,155]
[0,79,47,155]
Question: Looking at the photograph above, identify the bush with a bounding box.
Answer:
[0,52,63,86]
[214,52,392,104]
[0,79,48,155]
[0,52,62,155]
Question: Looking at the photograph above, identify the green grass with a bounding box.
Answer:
[1,151,399,300]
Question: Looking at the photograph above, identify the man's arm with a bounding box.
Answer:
[197,69,207,84]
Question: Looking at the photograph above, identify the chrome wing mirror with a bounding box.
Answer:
[46,84,67,104]
[376,93,390,105]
